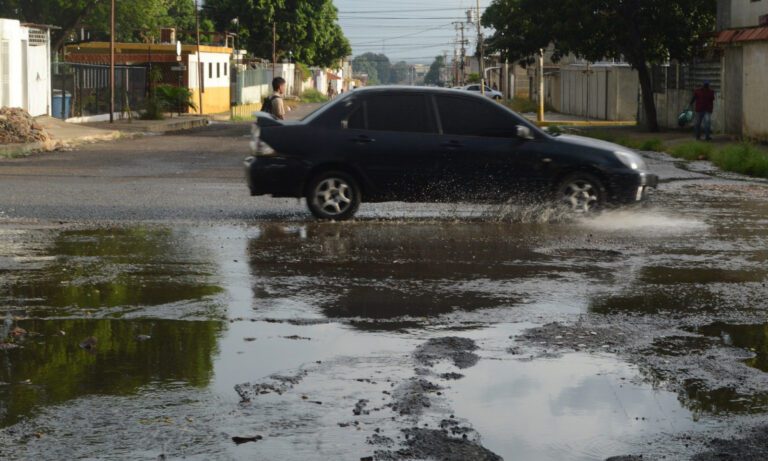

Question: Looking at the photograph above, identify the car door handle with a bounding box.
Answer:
[351,135,375,144]
[441,141,464,149]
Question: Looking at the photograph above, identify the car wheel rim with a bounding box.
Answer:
[561,180,598,212]
[313,178,353,216]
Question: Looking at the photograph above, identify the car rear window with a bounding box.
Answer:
[365,94,433,133]
[436,95,516,138]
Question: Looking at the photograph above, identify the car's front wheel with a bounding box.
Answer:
[306,171,361,220]
[556,173,605,213]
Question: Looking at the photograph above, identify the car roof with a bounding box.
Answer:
[350,85,489,99]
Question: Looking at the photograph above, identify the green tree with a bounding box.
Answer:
[351,53,392,86]
[482,0,716,131]
[424,55,445,86]
[390,61,410,84]
[204,0,351,67]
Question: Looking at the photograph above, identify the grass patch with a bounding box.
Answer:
[668,141,715,161]
[669,141,768,178]
[300,89,328,103]
[584,130,665,152]
[712,144,768,178]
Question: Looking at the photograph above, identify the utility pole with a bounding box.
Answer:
[195,0,203,114]
[538,48,544,123]
[460,22,466,85]
[476,0,485,95]
[109,0,115,123]
[452,21,467,86]
[272,21,277,77]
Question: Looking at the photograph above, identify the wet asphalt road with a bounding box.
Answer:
[1,124,768,460]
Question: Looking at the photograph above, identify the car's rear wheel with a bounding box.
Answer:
[556,173,605,213]
[306,171,361,220]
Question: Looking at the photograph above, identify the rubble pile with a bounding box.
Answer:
[0,108,49,144]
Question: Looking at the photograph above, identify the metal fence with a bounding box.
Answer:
[51,62,148,119]
[231,66,270,106]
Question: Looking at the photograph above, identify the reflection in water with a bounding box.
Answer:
[0,318,222,427]
[246,223,599,322]
[1,227,224,317]
[698,322,768,372]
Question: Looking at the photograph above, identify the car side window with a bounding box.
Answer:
[467,85,479,91]
[365,94,433,133]
[436,95,516,138]
[347,104,366,130]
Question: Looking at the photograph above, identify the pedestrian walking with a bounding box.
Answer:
[327,82,336,98]
[262,77,287,120]
[690,81,715,141]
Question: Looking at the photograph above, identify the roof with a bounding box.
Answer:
[66,42,232,54]
[716,26,768,45]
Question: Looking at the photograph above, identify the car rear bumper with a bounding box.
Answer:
[244,156,307,197]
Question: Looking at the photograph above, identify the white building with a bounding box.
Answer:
[0,19,52,116]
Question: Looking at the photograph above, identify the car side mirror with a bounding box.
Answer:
[516,125,534,140]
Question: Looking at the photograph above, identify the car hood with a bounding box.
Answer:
[553,134,623,152]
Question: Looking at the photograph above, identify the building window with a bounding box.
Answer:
[209,62,213,79]
[216,62,220,78]
[224,64,228,76]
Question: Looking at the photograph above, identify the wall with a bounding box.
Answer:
[742,41,768,139]
[188,50,231,114]
[722,47,743,134]
[0,19,51,116]
[650,89,724,132]
[727,0,768,28]
[26,34,50,116]
[0,19,24,110]
[558,65,639,121]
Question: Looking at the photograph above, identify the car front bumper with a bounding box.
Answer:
[609,171,659,204]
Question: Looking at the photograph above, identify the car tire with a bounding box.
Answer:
[306,171,361,220]
[556,172,606,213]
[493,95,502,101]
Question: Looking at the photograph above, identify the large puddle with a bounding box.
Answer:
[2,188,768,458]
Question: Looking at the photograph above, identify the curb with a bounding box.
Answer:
[112,117,210,133]
[0,132,122,158]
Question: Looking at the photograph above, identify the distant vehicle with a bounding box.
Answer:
[461,84,503,100]
[245,86,658,220]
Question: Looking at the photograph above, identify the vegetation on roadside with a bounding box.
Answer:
[670,142,768,178]
[582,130,768,179]
[582,130,666,152]
[300,89,329,103]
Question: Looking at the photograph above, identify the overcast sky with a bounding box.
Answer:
[334,0,493,64]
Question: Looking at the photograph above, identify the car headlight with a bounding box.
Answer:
[614,151,647,171]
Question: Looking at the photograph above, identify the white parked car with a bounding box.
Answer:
[461,84,503,100]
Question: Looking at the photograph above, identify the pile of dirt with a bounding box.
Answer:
[0,108,49,144]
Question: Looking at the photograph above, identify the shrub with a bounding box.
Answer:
[301,89,329,103]
[156,84,197,116]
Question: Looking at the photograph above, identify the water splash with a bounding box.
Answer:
[577,209,709,235]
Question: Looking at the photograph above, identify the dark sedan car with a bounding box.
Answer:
[245,86,658,220]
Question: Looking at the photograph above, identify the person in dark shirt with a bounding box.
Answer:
[690,81,715,141]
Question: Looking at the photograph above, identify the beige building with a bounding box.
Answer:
[717,0,768,140]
